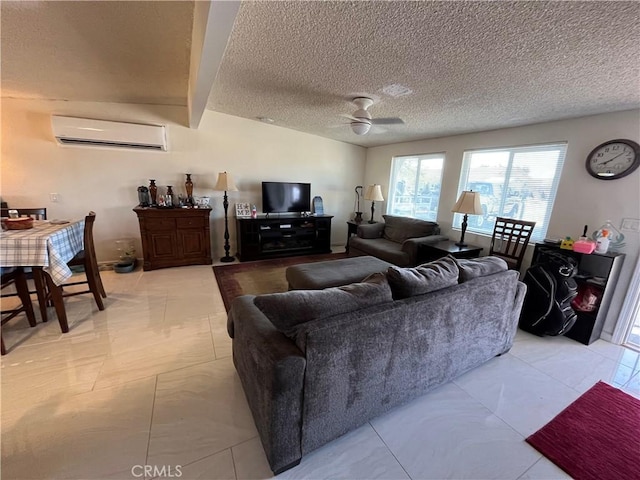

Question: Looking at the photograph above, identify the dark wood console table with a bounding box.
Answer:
[236,215,333,261]
[133,207,212,271]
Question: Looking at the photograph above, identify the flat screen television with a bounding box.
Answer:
[262,182,311,213]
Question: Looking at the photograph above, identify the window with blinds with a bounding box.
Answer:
[454,143,567,242]
[388,153,445,221]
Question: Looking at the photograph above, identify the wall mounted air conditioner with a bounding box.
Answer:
[51,115,167,151]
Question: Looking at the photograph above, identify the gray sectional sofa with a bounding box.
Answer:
[348,214,448,266]
[227,256,526,474]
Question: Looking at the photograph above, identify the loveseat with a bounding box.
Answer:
[227,256,526,474]
[348,214,448,266]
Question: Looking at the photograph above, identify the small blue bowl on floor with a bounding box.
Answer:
[114,259,136,273]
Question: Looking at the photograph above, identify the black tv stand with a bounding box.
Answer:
[235,215,333,261]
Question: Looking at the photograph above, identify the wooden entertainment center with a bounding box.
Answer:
[235,215,333,261]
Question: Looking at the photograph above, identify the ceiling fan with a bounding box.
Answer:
[347,97,404,135]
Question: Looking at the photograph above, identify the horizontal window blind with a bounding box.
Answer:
[455,143,567,242]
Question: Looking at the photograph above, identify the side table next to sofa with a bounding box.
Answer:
[417,239,483,264]
[345,220,362,253]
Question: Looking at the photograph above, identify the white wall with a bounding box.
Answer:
[365,109,640,339]
[1,98,366,262]
[3,100,638,338]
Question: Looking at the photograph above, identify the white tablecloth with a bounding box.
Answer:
[0,220,85,285]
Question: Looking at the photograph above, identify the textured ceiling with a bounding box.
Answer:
[1,1,194,105]
[209,1,640,147]
[2,1,638,147]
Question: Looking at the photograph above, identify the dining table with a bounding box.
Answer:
[0,219,85,332]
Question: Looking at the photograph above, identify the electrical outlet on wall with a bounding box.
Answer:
[621,218,640,232]
[50,193,59,203]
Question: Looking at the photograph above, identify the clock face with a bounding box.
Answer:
[586,139,640,180]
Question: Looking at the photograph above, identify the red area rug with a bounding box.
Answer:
[526,381,640,480]
[213,252,346,312]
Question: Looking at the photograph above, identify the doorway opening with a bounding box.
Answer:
[614,256,640,351]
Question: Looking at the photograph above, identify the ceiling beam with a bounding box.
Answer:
[188,0,240,129]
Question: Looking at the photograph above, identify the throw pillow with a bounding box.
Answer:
[386,256,459,299]
[382,215,439,243]
[253,272,392,333]
[357,222,385,239]
[454,256,508,282]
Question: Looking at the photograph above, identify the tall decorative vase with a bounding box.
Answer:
[185,173,194,205]
[166,186,174,207]
[149,179,158,205]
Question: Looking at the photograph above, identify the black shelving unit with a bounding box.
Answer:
[236,215,333,261]
[531,243,625,345]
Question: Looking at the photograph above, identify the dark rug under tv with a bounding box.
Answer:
[526,381,639,480]
[213,252,347,312]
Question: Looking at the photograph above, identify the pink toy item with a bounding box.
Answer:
[573,239,596,254]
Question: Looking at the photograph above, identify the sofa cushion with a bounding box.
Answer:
[382,215,439,243]
[356,222,385,239]
[349,236,411,266]
[386,256,459,299]
[254,272,392,333]
[454,256,508,282]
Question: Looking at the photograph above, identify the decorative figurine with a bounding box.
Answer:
[149,179,158,205]
[185,173,194,205]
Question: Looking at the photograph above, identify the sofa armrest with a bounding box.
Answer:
[228,295,306,473]
[356,222,385,239]
[401,234,449,261]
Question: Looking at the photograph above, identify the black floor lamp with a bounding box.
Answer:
[214,171,238,262]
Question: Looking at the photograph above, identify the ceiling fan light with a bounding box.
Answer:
[351,121,371,135]
[353,97,374,110]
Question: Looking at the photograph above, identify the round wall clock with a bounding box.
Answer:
[585,139,640,180]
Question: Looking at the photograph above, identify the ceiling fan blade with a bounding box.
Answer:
[372,117,405,125]
[339,113,358,122]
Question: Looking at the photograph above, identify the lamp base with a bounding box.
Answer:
[220,256,235,263]
[456,214,469,248]
[367,220,376,224]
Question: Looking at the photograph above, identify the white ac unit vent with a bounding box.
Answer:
[51,116,167,151]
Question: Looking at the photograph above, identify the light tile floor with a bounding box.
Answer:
[1,265,639,480]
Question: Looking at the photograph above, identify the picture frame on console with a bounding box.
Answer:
[235,203,251,218]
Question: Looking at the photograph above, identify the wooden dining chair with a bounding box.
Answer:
[1,208,47,318]
[489,217,536,272]
[1,267,37,355]
[60,212,107,310]
[0,207,47,220]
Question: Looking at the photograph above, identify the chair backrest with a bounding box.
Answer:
[489,217,536,271]
[1,267,37,355]
[0,208,47,220]
[83,211,98,265]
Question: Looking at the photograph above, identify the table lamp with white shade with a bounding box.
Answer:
[364,184,384,224]
[451,191,482,247]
